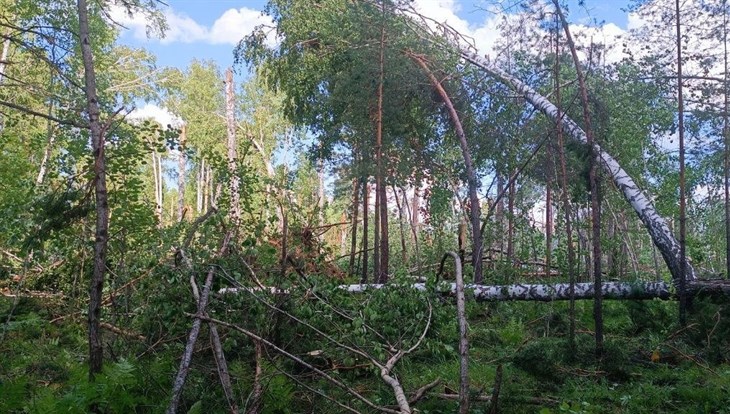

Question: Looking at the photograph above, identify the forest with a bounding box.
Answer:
[1,0,730,412]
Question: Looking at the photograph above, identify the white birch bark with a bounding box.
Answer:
[337,281,671,301]
[0,34,9,84]
[461,52,695,284]
[225,67,241,228]
[196,158,204,215]
[177,125,186,221]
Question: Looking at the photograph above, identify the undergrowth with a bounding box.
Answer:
[1,292,729,413]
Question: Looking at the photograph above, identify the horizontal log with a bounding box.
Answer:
[220,280,730,302]
[687,279,730,298]
[340,282,671,301]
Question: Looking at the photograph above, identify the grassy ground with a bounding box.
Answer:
[1,294,728,413]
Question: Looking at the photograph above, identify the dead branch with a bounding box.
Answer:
[99,321,146,341]
[488,364,503,414]
[190,314,401,414]
[408,378,441,405]
[166,231,231,414]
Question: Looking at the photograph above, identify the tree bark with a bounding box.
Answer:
[341,281,671,301]
[720,0,730,281]
[361,180,370,284]
[178,125,186,222]
[0,28,10,84]
[247,340,263,414]
[507,171,515,270]
[441,252,470,414]
[225,67,241,228]
[409,52,483,283]
[373,175,381,282]
[0,28,11,132]
[349,177,360,277]
[404,185,421,273]
[552,0,603,356]
[77,0,109,381]
[197,158,204,215]
[393,184,408,263]
[167,233,231,414]
[36,115,56,185]
[152,152,163,225]
[461,52,696,285]
[675,0,688,326]
[376,7,389,284]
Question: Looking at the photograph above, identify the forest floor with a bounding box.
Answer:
[1,292,729,413]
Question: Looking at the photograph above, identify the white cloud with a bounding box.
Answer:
[209,8,276,46]
[128,103,182,128]
[409,0,502,55]
[409,0,630,64]
[162,12,208,44]
[109,5,273,46]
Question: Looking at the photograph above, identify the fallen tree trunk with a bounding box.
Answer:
[221,280,730,302]
[459,52,695,285]
[340,281,671,301]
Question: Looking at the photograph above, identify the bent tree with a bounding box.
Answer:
[460,52,694,285]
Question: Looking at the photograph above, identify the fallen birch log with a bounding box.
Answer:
[339,281,671,301]
[220,280,730,302]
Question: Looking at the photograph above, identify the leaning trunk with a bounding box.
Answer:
[461,53,695,285]
[410,52,483,283]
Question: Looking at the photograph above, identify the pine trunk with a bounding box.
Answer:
[552,0,603,355]
[409,53,483,283]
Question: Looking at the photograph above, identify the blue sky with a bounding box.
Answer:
[113,0,635,75]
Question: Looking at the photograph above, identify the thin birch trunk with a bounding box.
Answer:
[177,125,186,222]
[373,177,381,282]
[197,158,204,215]
[349,177,360,277]
[36,120,56,185]
[318,158,325,226]
[77,0,109,380]
[152,152,160,222]
[507,172,515,270]
[0,29,10,132]
[361,181,370,284]
[225,67,241,228]
[0,35,9,83]
[403,185,421,273]
[393,184,408,263]
[545,145,553,279]
[675,0,688,325]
